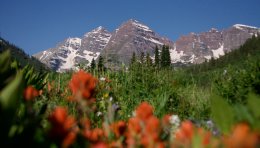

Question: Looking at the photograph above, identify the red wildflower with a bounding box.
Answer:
[141,116,161,147]
[223,123,258,148]
[69,70,97,101]
[162,114,171,126]
[83,128,104,142]
[175,120,194,144]
[23,85,40,101]
[111,121,127,138]
[136,102,153,120]
[48,107,77,147]
[91,142,107,148]
[128,117,141,134]
[197,128,211,146]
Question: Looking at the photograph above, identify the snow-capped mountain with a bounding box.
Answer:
[33,19,260,71]
[172,24,260,64]
[33,27,112,72]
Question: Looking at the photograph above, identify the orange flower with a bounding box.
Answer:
[62,131,77,148]
[141,116,161,147]
[48,107,77,147]
[128,117,141,134]
[145,116,160,134]
[162,114,171,126]
[23,85,40,101]
[175,120,194,144]
[223,123,258,148]
[83,128,104,142]
[111,121,127,138]
[69,70,97,101]
[91,142,107,148]
[197,128,211,146]
[136,102,153,120]
[49,107,67,125]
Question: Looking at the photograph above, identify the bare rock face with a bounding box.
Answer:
[223,24,259,52]
[101,19,174,66]
[33,19,259,71]
[174,24,259,64]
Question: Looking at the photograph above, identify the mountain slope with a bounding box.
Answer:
[33,19,260,71]
[0,37,49,71]
[174,24,260,64]
[33,27,112,72]
[101,19,174,67]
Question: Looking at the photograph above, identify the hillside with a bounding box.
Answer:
[0,37,49,72]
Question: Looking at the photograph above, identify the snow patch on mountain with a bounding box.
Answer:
[204,55,212,60]
[233,24,258,30]
[83,50,100,61]
[39,51,53,60]
[188,54,196,63]
[59,47,77,70]
[212,44,224,58]
[66,37,81,47]
[143,37,163,45]
[132,20,152,32]
[170,48,185,63]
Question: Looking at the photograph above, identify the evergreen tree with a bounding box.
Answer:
[90,58,96,70]
[154,46,160,68]
[165,45,171,67]
[140,51,145,64]
[146,52,152,67]
[130,52,137,65]
[98,56,104,71]
[161,45,171,68]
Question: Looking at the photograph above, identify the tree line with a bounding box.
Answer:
[130,45,171,70]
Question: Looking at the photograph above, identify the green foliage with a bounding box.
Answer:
[22,65,48,90]
[0,72,24,110]
[98,56,105,72]
[0,37,49,72]
[211,95,235,134]
[140,51,145,64]
[154,45,160,68]
[160,45,171,68]
[145,52,152,67]
[90,58,96,70]
[211,93,260,134]
[130,52,136,65]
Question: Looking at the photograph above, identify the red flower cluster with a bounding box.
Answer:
[47,100,260,147]
[173,120,211,147]
[223,123,259,147]
[48,107,77,148]
[110,121,127,138]
[126,102,164,148]
[23,85,41,101]
[69,70,97,101]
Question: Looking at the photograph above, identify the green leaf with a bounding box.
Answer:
[0,72,24,110]
[211,94,235,134]
[0,50,11,74]
[247,93,260,118]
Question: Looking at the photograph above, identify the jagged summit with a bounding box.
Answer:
[33,19,259,71]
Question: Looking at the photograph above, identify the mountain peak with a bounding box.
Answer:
[209,28,219,32]
[122,19,152,32]
[84,26,108,37]
[34,20,260,71]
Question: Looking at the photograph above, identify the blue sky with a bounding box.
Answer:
[0,0,259,55]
